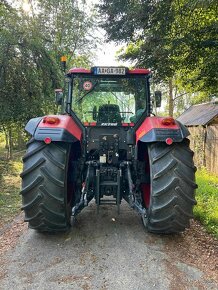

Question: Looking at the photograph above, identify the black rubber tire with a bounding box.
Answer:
[20,138,72,232]
[145,139,197,234]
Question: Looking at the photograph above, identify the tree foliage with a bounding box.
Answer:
[0,0,96,157]
[98,0,218,113]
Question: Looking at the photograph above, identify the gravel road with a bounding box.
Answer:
[0,202,217,290]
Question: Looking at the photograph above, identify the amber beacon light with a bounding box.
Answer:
[161,117,176,126]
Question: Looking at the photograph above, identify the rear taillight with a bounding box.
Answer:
[43,116,60,125]
[44,137,52,144]
[166,138,173,145]
[161,117,175,126]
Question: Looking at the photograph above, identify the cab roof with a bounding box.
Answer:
[68,67,151,75]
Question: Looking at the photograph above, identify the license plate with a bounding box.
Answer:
[93,67,126,75]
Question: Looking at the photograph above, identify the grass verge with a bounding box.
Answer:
[194,168,218,239]
[0,139,23,228]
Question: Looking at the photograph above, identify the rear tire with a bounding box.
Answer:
[145,139,197,234]
[20,139,72,232]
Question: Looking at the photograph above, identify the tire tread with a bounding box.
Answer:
[20,139,71,232]
[146,139,197,234]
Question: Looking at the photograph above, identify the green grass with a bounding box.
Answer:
[194,168,218,238]
[0,136,23,228]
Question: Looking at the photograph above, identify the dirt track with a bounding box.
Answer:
[0,202,217,290]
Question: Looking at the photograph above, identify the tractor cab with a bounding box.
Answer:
[67,67,151,126]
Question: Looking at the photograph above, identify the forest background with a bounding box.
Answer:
[0,0,217,158]
[0,0,217,236]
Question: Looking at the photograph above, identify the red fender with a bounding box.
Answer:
[37,115,82,141]
[136,116,189,143]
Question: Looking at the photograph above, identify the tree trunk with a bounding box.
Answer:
[8,126,13,160]
[2,124,9,160]
[168,78,174,117]
[17,129,25,150]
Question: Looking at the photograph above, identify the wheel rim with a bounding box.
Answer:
[141,148,151,208]
[141,183,151,208]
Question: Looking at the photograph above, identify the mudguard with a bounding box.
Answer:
[136,117,189,143]
[25,115,82,142]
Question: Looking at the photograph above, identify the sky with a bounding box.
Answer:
[94,42,129,66]
[86,0,131,67]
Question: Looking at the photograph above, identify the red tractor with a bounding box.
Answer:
[20,66,197,233]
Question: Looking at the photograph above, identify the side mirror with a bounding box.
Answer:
[93,106,97,120]
[55,89,63,105]
[154,91,162,107]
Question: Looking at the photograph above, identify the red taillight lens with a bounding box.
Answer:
[43,116,60,125]
[166,138,173,145]
[161,117,175,126]
[44,137,52,144]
